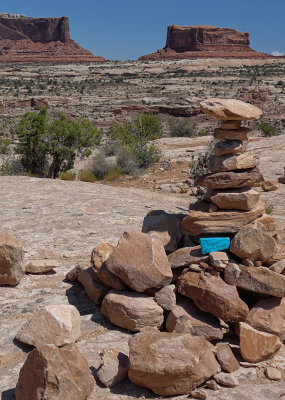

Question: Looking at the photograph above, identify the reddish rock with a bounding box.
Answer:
[177,271,249,323]
[262,180,278,191]
[168,246,209,268]
[215,344,240,372]
[128,327,220,395]
[246,297,285,341]
[198,168,264,189]
[214,127,250,141]
[91,243,115,271]
[239,322,282,363]
[209,188,260,211]
[15,343,94,400]
[0,230,25,285]
[104,231,172,293]
[65,265,83,282]
[96,262,126,290]
[97,348,129,387]
[78,267,109,304]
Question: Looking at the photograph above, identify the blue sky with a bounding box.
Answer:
[1,0,284,60]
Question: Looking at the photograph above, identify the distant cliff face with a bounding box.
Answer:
[0,15,70,43]
[139,25,270,61]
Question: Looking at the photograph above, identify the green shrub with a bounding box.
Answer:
[265,204,274,215]
[116,146,138,175]
[168,116,196,137]
[260,122,278,137]
[59,171,76,181]
[198,128,211,136]
[91,151,112,180]
[104,166,122,181]
[78,169,96,183]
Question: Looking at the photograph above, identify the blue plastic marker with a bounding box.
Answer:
[200,237,230,255]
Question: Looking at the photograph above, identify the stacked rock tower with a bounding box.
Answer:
[182,98,266,237]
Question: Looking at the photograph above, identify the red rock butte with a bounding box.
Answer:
[139,25,272,61]
[0,13,106,62]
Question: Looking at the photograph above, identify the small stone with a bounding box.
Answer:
[188,264,205,272]
[269,259,285,274]
[215,344,240,372]
[16,304,81,347]
[262,180,278,192]
[154,284,176,310]
[213,140,244,156]
[265,366,282,381]
[25,259,60,274]
[91,243,115,271]
[256,214,276,232]
[191,388,208,399]
[168,246,209,268]
[97,348,129,387]
[214,372,239,387]
[209,251,229,271]
[65,265,83,281]
[78,267,109,304]
[0,230,25,285]
[208,153,257,173]
[209,188,260,211]
[205,379,220,390]
[200,98,263,120]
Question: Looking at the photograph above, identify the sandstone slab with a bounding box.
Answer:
[15,343,94,400]
[198,168,263,189]
[97,348,129,387]
[239,322,282,363]
[221,120,242,130]
[168,246,209,268]
[91,243,115,271]
[128,327,220,395]
[104,231,172,292]
[177,271,249,323]
[230,221,276,261]
[208,153,257,173]
[166,297,225,341]
[25,259,60,274]
[214,140,245,156]
[216,344,240,372]
[16,304,81,347]
[225,263,285,297]
[214,127,250,141]
[200,98,263,120]
[101,290,164,332]
[0,230,24,285]
[78,267,109,304]
[209,188,260,211]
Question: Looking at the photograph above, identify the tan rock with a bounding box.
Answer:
[104,231,172,293]
[65,265,83,281]
[96,262,126,290]
[142,210,182,253]
[166,297,225,341]
[198,168,263,189]
[239,322,282,363]
[168,246,209,268]
[200,98,263,120]
[16,304,81,347]
[25,259,60,274]
[209,188,260,211]
[101,290,164,332]
[265,366,282,381]
[214,127,250,141]
[230,221,276,261]
[97,348,129,387]
[269,259,285,274]
[225,263,285,297]
[213,140,245,156]
[205,379,220,390]
[209,252,229,271]
[191,388,208,399]
[215,344,239,372]
[154,284,176,310]
[246,297,285,341]
[78,267,109,304]
[0,230,24,285]
[128,327,220,396]
[208,154,257,173]
[221,120,242,130]
[177,271,249,323]
[15,343,94,400]
[214,372,239,387]
[262,180,278,192]
[91,242,115,271]
[256,213,276,232]
[181,201,265,236]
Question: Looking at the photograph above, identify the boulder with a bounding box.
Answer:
[269,259,285,274]
[209,188,260,211]
[262,180,278,192]
[198,168,264,189]
[214,372,239,387]
[246,297,285,341]
[65,265,83,281]
[96,262,126,290]
[154,284,176,310]
[208,154,257,173]
[128,327,220,396]
[15,344,94,400]
[213,140,245,156]
[200,98,263,120]
[91,243,115,272]
[239,322,282,363]
[104,231,172,292]
[209,251,229,271]
[0,230,25,285]
[16,304,80,347]
[214,127,250,141]
[97,348,129,387]
[168,246,209,268]
[78,267,109,304]
[101,290,164,332]
[166,297,225,341]
[177,271,249,323]
[230,222,276,261]
[215,344,240,372]
[181,201,265,236]
[142,210,182,253]
[225,263,285,297]
[25,259,60,274]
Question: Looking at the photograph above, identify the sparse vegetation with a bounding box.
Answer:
[168,117,196,137]
[265,204,274,215]
[59,171,76,181]
[260,122,278,137]
[78,169,97,183]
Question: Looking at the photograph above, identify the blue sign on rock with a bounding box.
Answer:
[200,237,230,255]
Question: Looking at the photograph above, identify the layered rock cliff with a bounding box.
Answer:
[0,14,106,62]
[139,25,271,61]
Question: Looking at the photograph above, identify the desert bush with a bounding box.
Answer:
[168,116,197,137]
[78,169,97,183]
[265,204,274,215]
[104,166,122,181]
[116,146,138,175]
[91,151,112,180]
[59,171,76,181]
[188,142,213,198]
[260,122,278,137]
